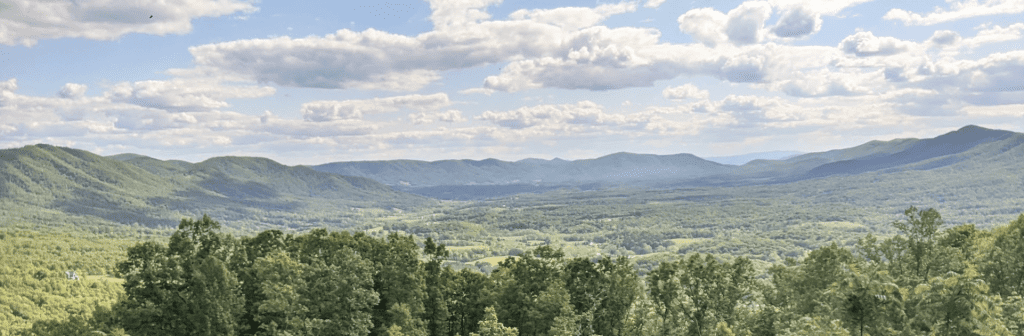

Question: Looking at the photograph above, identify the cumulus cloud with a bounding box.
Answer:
[720,94,782,111]
[678,8,729,46]
[884,0,1024,26]
[482,40,790,91]
[725,1,773,45]
[0,0,257,46]
[508,3,637,30]
[186,25,552,91]
[183,1,648,92]
[839,31,914,57]
[684,94,814,123]
[681,1,843,45]
[482,26,705,92]
[777,70,874,97]
[771,6,821,38]
[105,79,275,111]
[663,84,710,100]
[0,78,17,92]
[928,30,963,46]
[964,23,1024,48]
[962,50,1024,93]
[428,0,502,30]
[767,0,873,16]
[644,0,667,8]
[478,101,612,129]
[176,1,850,94]
[301,93,451,122]
[410,110,466,124]
[58,83,88,99]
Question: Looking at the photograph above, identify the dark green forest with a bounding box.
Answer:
[5,208,1024,336]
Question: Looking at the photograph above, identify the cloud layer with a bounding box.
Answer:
[0,0,256,46]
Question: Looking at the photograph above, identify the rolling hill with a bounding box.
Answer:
[312,152,735,199]
[0,145,432,232]
[313,125,1024,199]
[2,124,1021,230]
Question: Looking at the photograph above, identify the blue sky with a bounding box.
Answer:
[1,0,1022,164]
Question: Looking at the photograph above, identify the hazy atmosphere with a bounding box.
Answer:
[2,0,1023,164]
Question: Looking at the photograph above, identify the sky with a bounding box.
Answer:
[1,0,1023,165]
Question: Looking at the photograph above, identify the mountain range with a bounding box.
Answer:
[2,125,1022,228]
[0,145,431,230]
[312,125,1023,198]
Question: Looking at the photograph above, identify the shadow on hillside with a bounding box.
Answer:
[51,190,180,228]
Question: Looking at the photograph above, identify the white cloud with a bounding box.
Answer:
[964,23,1024,48]
[508,3,637,30]
[928,30,963,47]
[182,2,647,92]
[0,79,17,93]
[725,1,773,45]
[678,8,730,46]
[771,6,821,38]
[301,93,452,122]
[721,51,770,82]
[680,1,865,45]
[58,83,88,99]
[478,101,612,129]
[428,0,503,30]
[963,50,1024,93]
[644,0,667,8]
[482,40,797,91]
[960,104,1024,116]
[884,0,1024,26]
[0,0,257,46]
[777,70,875,97]
[105,79,275,112]
[767,0,873,16]
[663,84,710,100]
[839,31,914,57]
[475,100,719,137]
[410,110,466,124]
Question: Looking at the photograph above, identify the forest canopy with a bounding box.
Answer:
[6,208,1024,336]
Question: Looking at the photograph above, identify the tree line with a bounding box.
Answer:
[20,207,1024,336]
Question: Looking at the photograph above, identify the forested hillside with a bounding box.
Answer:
[0,145,432,233]
[7,210,1024,336]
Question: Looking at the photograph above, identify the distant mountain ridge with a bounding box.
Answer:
[2,125,1020,206]
[801,125,1017,178]
[705,151,803,165]
[312,152,733,188]
[311,125,1024,198]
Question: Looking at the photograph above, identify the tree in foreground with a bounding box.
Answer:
[648,254,755,336]
[471,307,518,336]
[115,215,244,336]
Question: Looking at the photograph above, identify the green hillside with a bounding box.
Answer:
[0,145,433,234]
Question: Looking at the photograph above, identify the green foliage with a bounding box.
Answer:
[824,267,904,336]
[471,307,519,336]
[115,215,244,336]
[0,228,130,335]
[648,254,756,336]
[779,316,851,336]
[492,246,569,335]
[909,269,1007,336]
[978,214,1024,297]
[12,209,1024,336]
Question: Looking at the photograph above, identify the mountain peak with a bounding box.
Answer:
[957,124,989,132]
